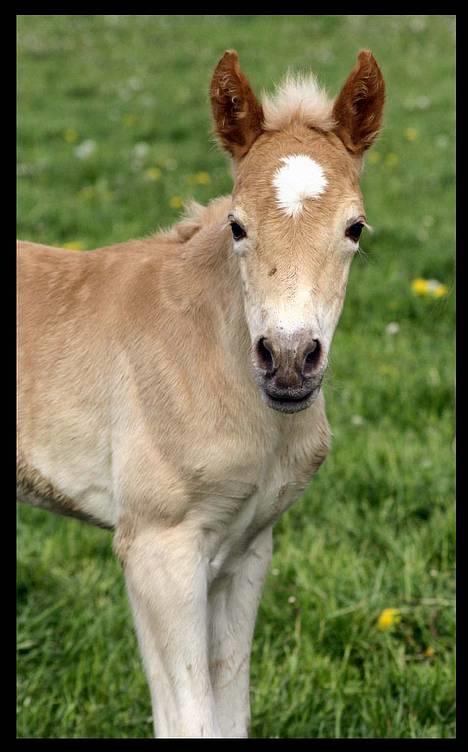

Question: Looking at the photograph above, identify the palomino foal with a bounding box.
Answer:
[17,50,385,738]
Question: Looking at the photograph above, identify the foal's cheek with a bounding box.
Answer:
[323,256,353,328]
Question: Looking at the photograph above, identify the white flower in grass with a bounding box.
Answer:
[288,596,296,604]
[351,415,365,426]
[385,322,400,336]
[75,140,97,160]
[133,142,150,159]
[416,96,431,110]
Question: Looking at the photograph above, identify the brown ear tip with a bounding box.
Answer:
[213,50,240,76]
[357,49,382,71]
[221,49,239,63]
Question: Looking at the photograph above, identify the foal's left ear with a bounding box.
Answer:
[332,50,385,155]
[210,50,264,160]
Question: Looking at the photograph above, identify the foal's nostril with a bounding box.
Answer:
[256,337,276,374]
[302,339,321,376]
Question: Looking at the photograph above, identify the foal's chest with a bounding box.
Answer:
[195,403,331,574]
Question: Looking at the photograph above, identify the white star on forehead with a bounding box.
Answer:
[273,154,328,218]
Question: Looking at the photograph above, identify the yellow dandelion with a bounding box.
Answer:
[122,113,137,127]
[412,278,449,298]
[169,195,183,209]
[368,151,381,164]
[63,241,85,251]
[433,283,449,298]
[423,646,435,658]
[64,128,78,144]
[377,608,401,631]
[385,153,399,168]
[404,127,419,142]
[425,279,446,297]
[144,167,162,182]
[411,278,429,296]
[194,171,211,185]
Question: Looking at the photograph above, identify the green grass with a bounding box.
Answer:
[17,15,455,739]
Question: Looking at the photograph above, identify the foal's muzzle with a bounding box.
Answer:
[253,334,326,414]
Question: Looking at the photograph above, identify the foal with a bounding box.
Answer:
[17,50,385,738]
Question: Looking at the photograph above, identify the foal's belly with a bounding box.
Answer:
[17,440,115,529]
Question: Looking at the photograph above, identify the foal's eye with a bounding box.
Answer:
[230,221,247,241]
[346,222,365,243]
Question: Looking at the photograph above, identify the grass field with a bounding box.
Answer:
[17,15,455,739]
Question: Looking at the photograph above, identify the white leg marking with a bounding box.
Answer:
[208,527,273,738]
[124,527,222,738]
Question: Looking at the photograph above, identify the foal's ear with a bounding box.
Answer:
[210,50,264,160]
[332,50,385,155]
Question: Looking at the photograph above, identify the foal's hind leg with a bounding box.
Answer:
[208,527,273,737]
[120,526,222,738]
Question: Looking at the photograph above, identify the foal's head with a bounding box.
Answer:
[211,50,385,413]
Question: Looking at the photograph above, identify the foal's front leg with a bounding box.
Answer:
[208,527,273,738]
[121,526,222,738]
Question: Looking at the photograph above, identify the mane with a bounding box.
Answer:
[157,196,231,244]
[261,73,336,133]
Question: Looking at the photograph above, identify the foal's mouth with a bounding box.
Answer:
[262,385,321,414]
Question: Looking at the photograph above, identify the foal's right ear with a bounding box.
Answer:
[210,50,264,160]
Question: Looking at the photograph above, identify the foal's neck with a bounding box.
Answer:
[177,198,251,373]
